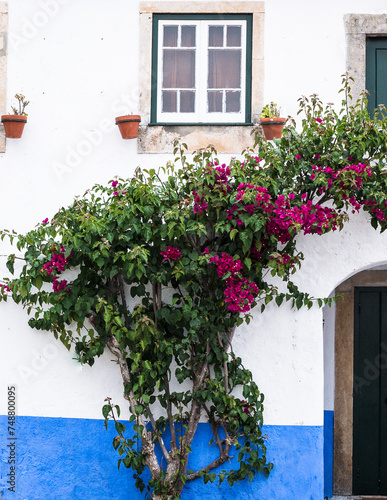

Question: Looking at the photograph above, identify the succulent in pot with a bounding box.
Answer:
[260,102,286,140]
[1,93,29,139]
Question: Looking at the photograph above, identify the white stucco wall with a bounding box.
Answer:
[1,0,387,427]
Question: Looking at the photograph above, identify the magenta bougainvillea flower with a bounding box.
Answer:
[0,283,10,292]
[40,246,71,292]
[161,246,182,261]
[112,180,118,188]
[209,253,243,278]
[193,191,208,214]
[42,218,49,224]
[209,253,259,313]
[241,400,251,414]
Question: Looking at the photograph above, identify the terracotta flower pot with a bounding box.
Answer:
[260,117,286,140]
[115,115,141,139]
[1,114,27,138]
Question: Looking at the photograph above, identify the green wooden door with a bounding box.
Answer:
[353,288,387,495]
[366,37,387,115]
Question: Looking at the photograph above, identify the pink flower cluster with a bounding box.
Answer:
[193,191,208,214]
[41,246,70,292]
[209,253,243,278]
[52,276,69,292]
[240,156,262,170]
[266,198,341,243]
[224,277,259,313]
[309,162,386,219]
[0,283,10,292]
[249,246,263,260]
[241,400,251,414]
[235,184,271,206]
[225,181,342,242]
[41,247,68,275]
[210,253,258,313]
[111,180,119,196]
[206,162,231,189]
[362,199,387,222]
[161,246,181,261]
[226,184,272,226]
[270,253,292,266]
[111,180,127,196]
[339,194,387,220]
[312,163,372,192]
[193,162,233,215]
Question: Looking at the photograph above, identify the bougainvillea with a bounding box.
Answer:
[2,75,387,499]
[160,245,182,261]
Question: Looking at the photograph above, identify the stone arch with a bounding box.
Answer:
[323,263,387,496]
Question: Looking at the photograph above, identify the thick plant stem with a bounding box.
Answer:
[106,334,161,480]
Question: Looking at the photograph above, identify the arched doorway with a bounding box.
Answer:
[324,266,387,496]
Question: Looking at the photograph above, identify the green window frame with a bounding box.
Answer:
[150,13,252,126]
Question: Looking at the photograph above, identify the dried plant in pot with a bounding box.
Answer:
[115,113,141,139]
[260,102,286,140]
[1,93,29,139]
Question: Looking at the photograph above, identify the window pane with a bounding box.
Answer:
[227,26,241,47]
[162,91,177,112]
[163,26,178,47]
[163,50,195,88]
[208,91,223,112]
[208,50,241,88]
[226,91,240,112]
[209,26,223,47]
[181,26,196,47]
[180,90,195,112]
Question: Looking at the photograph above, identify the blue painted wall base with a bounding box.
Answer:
[0,415,324,499]
[324,410,334,499]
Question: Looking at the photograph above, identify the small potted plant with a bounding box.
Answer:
[260,102,286,140]
[1,93,29,139]
[115,113,141,139]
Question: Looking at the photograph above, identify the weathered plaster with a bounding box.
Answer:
[137,124,258,154]
[345,13,387,101]
[138,1,264,153]
[334,270,387,495]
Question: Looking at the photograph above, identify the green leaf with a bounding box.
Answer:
[134,405,143,415]
[102,405,111,419]
[230,228,238,240]
[35,275,43,290]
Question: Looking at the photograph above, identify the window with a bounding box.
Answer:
[138,2,264,154]
[345,14,387,109]
[151,14,252,125]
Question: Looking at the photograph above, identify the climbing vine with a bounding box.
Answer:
[1,75,387,499]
